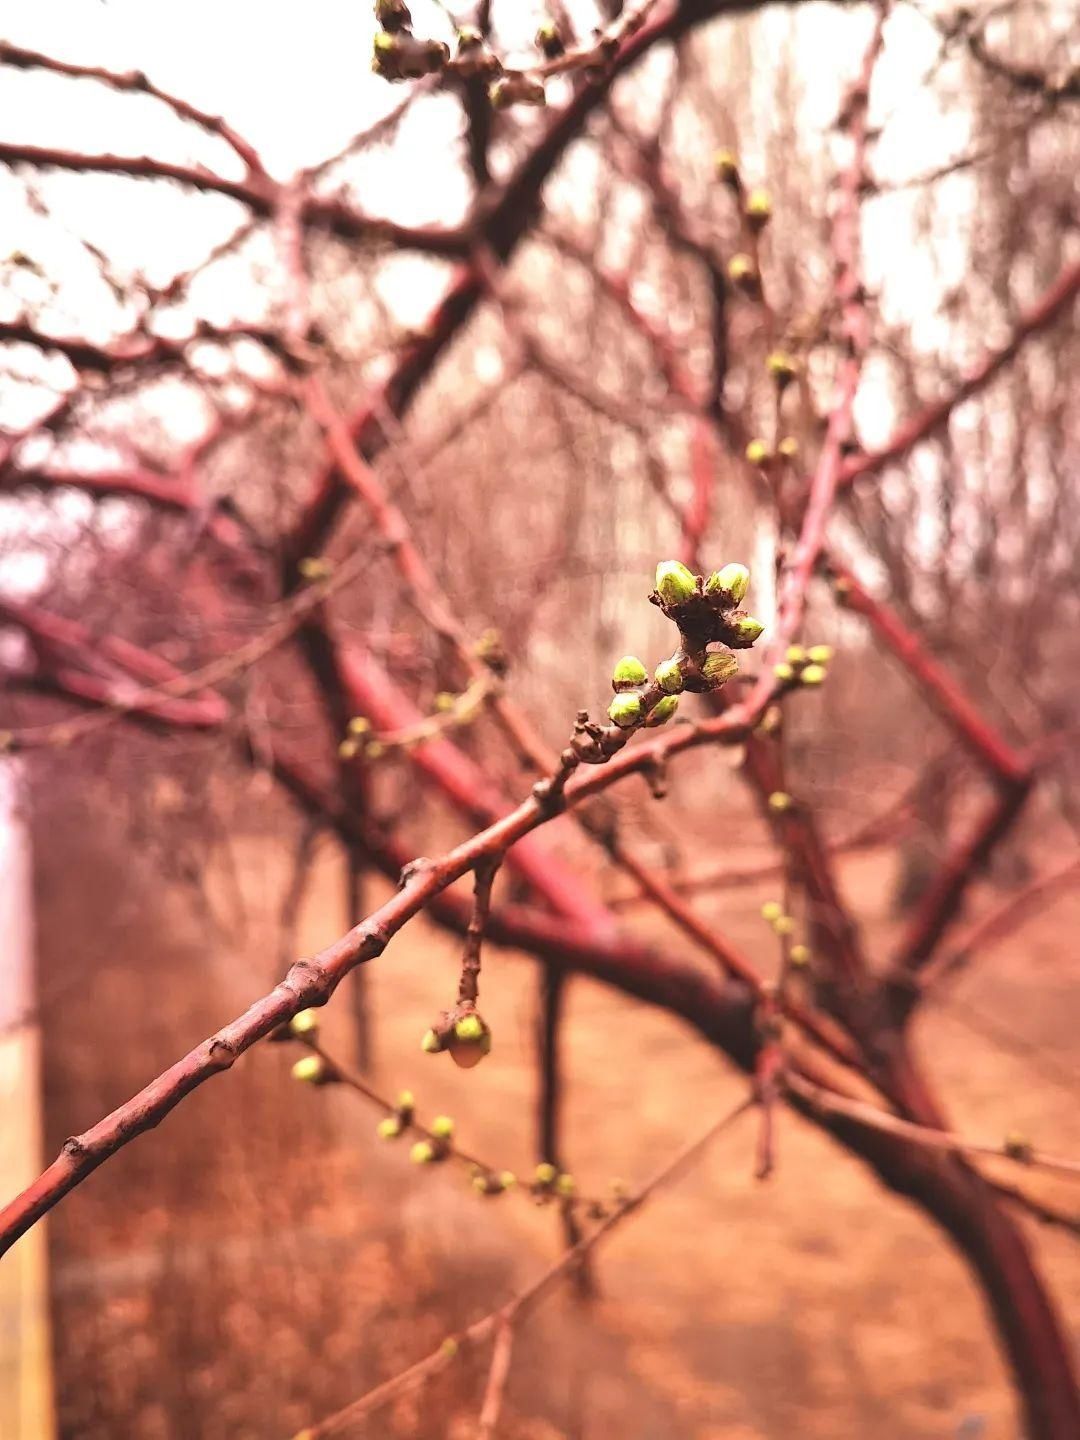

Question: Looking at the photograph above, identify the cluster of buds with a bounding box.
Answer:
[410,1113,456,1165]
[420,1002,492,1069]
[371,3,562,107]
[471,1166,517,1196]
[375,1089,416,1141]
[372,27,449,81]
[531,1161,576,1203]
[760,903,811,967]
[744,436,802,469]
[338,713,382,762]
[772,644,832,687]
[650,559,763,651]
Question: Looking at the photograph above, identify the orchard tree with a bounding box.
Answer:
[1,2,1078,1436]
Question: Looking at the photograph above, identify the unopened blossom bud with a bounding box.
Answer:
[291,1055,326,1085]
[448,1011,492,1068]
[744,439,771,467]
[655,559,697,606]
[654,658,684,694]
[789,944,811,967]
[800,664,827,686]
[289,1009,319,1039]
[702,652,739,686]
[766,351,798,386]
[807,645,833,664]
[535,21,564,57]
[421,1028,444,1054]
[608,693,643,729]
[555,1173,576,1197]
[377,1116,403,1140]
[727,253,759,292]
[431,1115,455,1140]
[705,562,750,607]
[534,1162,558,1187]
[773,662,795,682]
[713,149,740,185]
[745,188,772,228]
[729,614,765,647]
[612,655,648,691]
[778,436,800,460]
[761,901,783,922]
[772,914,795,936]
[1003,1131,1034,1162]
[645,695,679,727]
[786,645,806,665]
[768,791,792,813]
[410,1140,435,1165]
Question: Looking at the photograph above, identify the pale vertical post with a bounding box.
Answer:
[0,765,55,1439]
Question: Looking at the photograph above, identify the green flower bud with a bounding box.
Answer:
[611,655,648,691]
[499,1170,517,1190]
[291,1055,325,1085]
[448,1011,491,1069]
[1003,1131,1033,1163]
[608,693,643,729]
[534,1162,558,1187]
[768,791,792,812]
[421,1028,443,1054]
[744,439,771,467]
[397,1090,415,1111]
[727,253,759,292]
[338,738,359,760]
[714,149,740,185]
[729,614,765,647]
[702,652,739,687]
[789,944,811,967]
[289,1009,319,1038]
[347,715,371,736]
[654,658,684,694]
[807,644,833,664]
[410,1140,435,1164]
[761,901,783,922]
[377,1116,403,1140]
[645,695,679,727]
[778,436,800,460]
[786,645,806,664]
[773,662,795,681]
[745,188,772,228]
[555,1173,576,1197]
[705,562,750,607]
[655,559,697,606]
[800,663,827,686]
[430,1115,454,1140]
[772,914,795,936]
[440,1338,459,1358]
[454,1014,484,1042]
[766,351,798,386]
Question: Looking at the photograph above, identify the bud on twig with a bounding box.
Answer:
[705,562,750,607]
[713,149,740,187]
[645,695,679,727]
[727,614,765,647]
[744,188,772,230]
[608,693,643,729]
[654,559,697,607]
[612,655,648,691]
[701,652,739,687]
[654,658,684,694]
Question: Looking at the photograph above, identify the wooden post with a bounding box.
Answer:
[0,765,55,1438]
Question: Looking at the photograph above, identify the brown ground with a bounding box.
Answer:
[32,801,1080,1440]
